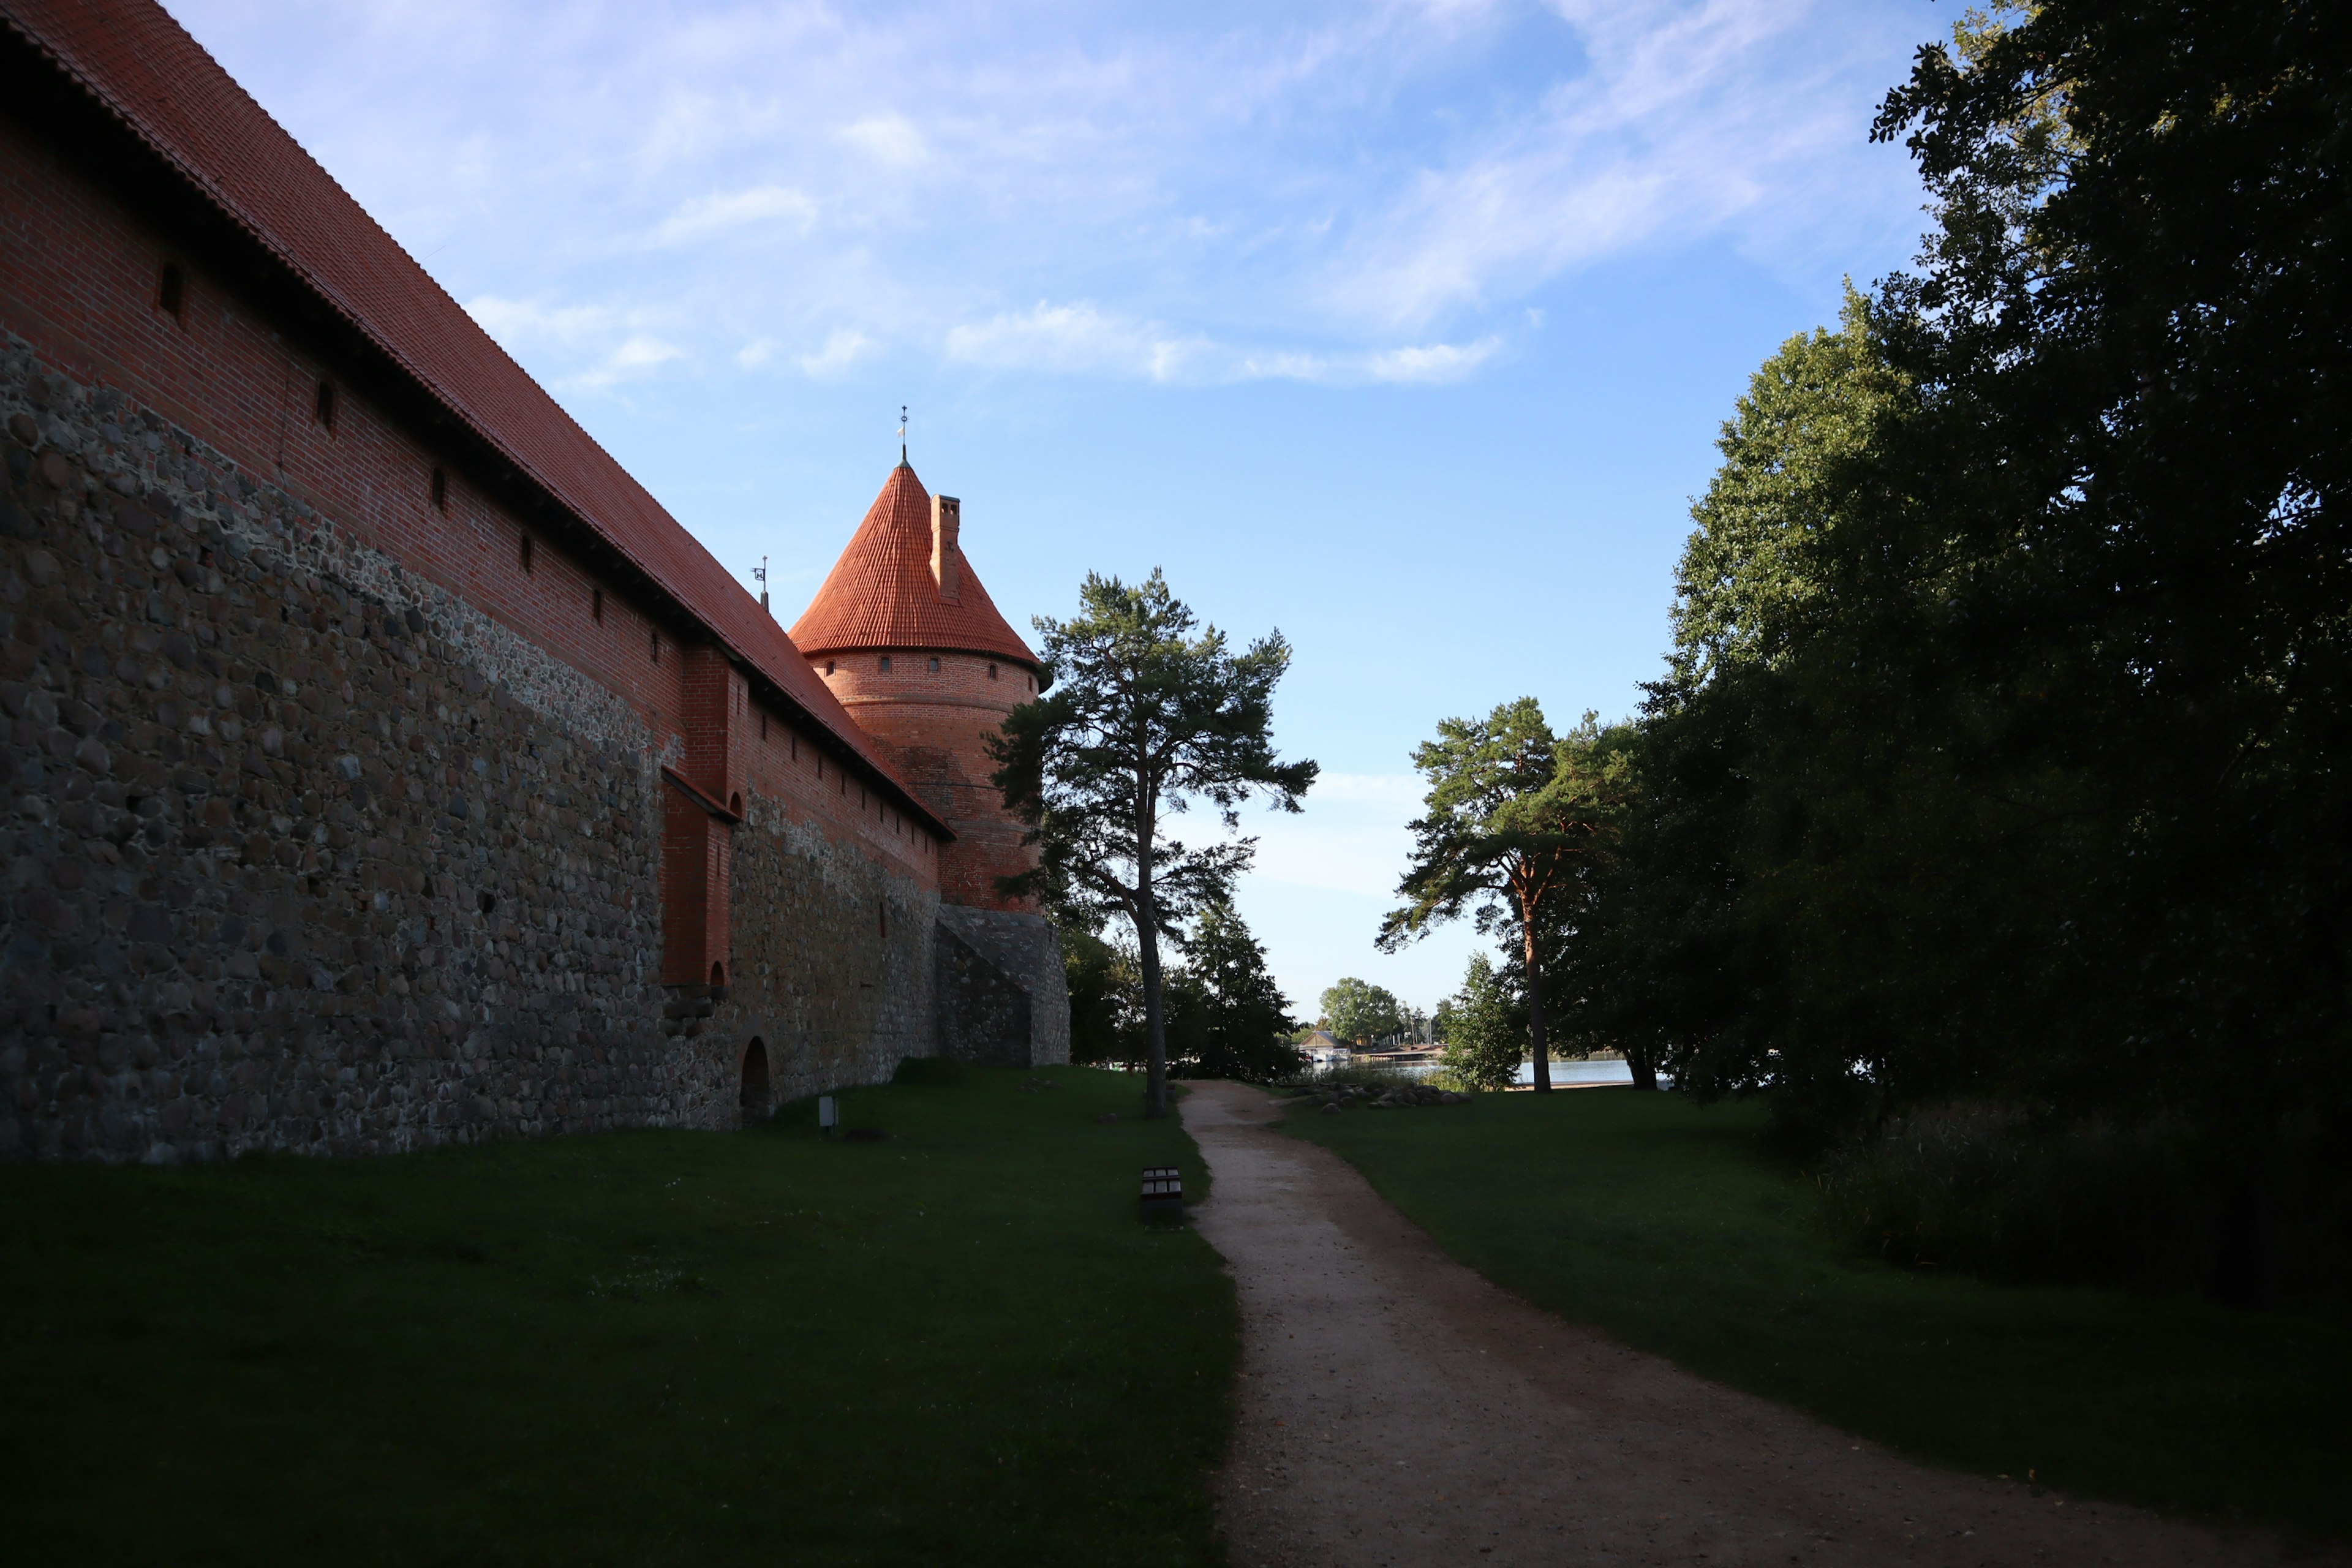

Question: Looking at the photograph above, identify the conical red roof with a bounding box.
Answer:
[791,464,1042,673]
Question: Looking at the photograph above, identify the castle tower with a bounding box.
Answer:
[793,462,1071,1064]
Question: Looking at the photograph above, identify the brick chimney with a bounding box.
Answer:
[930,494,961,601]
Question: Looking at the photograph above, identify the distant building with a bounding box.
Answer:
[1300,1030,1351,1069]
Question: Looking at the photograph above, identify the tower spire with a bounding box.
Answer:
[898,404,908,467]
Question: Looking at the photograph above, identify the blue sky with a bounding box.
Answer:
[173,0,1942,1017]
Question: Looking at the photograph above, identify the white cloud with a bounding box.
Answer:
[653,184,816,245]
[198,0,1928,394]
[1332,0,1911,326]
[945,303,1209,381]
[836,113,928,168]
[462,293,611,347]
[1310,772,1426,804]
[947,303,1502,386]
[1357,337,1502,384]
[568,334,685,388]
[798,328,876,377]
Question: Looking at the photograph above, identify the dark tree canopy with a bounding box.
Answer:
[1563,0,2351,1300]
[1167,902,1305,1084]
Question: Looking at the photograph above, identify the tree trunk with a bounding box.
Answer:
[1627,1041,1659,1092]
[1137,908,1169,1119]
[1523,919,1551,1093]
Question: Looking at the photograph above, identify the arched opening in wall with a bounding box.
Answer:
[710,960,726,987]
[313,379,337,432]
[728,791,743,816]
[739,1038,771,1126]
[157,262,186,323]
[429,466,448,511]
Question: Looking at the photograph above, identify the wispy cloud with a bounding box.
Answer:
[836,114,928,168]
[462,294,611,347]
[653,184,816,245]
[193,0,1928,396]
[570,334,686,388]
[946,303,1503,386]
[798,328,875,377]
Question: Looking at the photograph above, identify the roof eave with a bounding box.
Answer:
[0,7,954,840]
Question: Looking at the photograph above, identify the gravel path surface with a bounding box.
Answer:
[1180,1080,2305,1568]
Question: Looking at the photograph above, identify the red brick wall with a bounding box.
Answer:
[0,110,938,901]
[815,650,1039,911]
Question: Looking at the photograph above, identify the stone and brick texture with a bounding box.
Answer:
[0,0,982,1159]
[0,338,942,1158]
[794,464,1072,1065]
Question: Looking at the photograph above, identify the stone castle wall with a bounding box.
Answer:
[0,82,1080,1163]
[0,339,944,1159]
[818,649,1072,1065]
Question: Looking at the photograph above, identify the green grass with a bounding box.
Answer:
[0,1065,1234,1566]
[1287,1088,2352,1547]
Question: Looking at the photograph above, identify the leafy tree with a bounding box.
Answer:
[1438,954,1523,1092]
[1670,285,1914,687]
[993,570,1316,1118]
[1167,901,1305,1083]
[1575,0,2352,1298]
[1318,977,1401,1045]
[1060,924,1141,1068]
[1381,700,1629,1091]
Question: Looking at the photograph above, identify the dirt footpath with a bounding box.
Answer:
[1180,1080,2305,1568]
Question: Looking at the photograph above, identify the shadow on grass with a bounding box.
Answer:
[0,1066,1233,1567]
[1286,1087,2352,1549]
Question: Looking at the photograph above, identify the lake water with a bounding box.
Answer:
[1388,1058,1651,1087]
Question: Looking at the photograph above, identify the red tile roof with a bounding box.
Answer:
[791,464,1044,674]
[0,0,946,835]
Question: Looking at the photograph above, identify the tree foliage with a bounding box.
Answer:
[1060,924,1142,1068]
[1167,902,1305,1084]
[1572,0,2352,1297]
[1437,954,1524,1092]
[993,570,1316,1117]
[1318,977,1402,1044]
[1381,700,1632,1090]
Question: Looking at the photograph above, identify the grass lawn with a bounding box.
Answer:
[1286,1087,2352,1548]
[0,1065,1233,1566]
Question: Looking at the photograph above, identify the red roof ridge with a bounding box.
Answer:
[791,463,1044,676]
[0,0,947,835]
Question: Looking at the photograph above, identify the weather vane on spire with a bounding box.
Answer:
[753,555,769,613]
[899,404,908,465]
